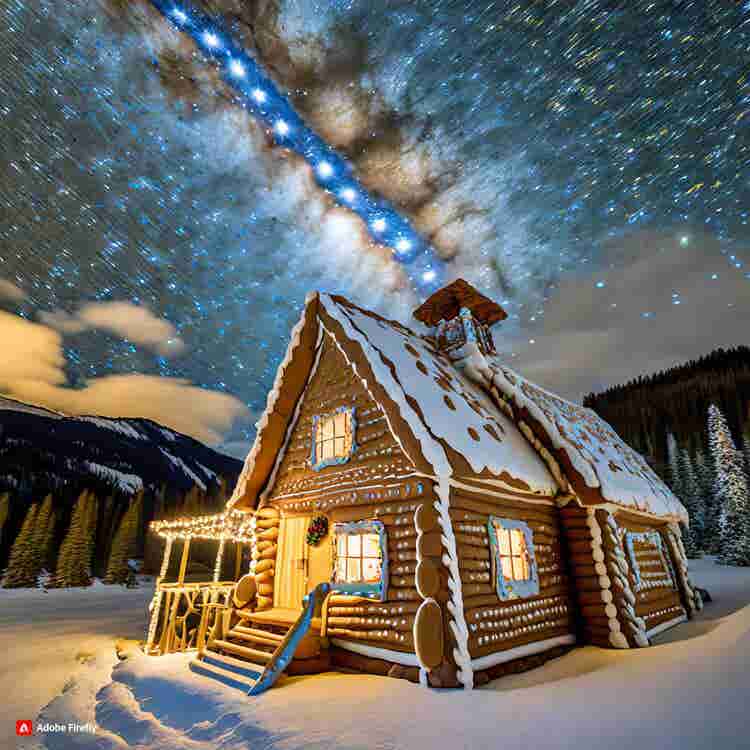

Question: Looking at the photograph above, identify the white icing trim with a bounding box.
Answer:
[470,634,576,671]
[330,638,419,667]
[321,295,452,476]
[435,478,473,690]
[646,614,687,638]
[258,327,324,506]
[228,294,316,508]
[447,477,556,506]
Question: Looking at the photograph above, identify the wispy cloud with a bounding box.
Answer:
[40,301,186,357]
[0,310,248,444]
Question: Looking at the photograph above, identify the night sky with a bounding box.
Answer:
[1,0,748,455]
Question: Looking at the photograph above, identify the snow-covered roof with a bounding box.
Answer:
[484,360,687,523]
[322,295,557,495]
[228,293,557,509]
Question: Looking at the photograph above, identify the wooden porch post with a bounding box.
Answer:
[159,536,174,580]
[213,537,226,582]
[177,536,191,584]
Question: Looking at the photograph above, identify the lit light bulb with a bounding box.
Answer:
[396,238,412,253]
[371,218,386,232]
[422,269,436,282]
[172,8,188,23]
[317,161,333,178]
[203,32,220,49]
[680,235,690,247]
[252,88,267,104]
[275,120,290,136]
[340,187,356,202]
[229,59,245,77]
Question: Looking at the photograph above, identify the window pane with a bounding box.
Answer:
[348,534,361,557]
[510,530,525,556]
[334,411,347,437]
[362,533,380,558]
[500,557,513,579]
[517,554,530,580]
[347,558,361,582]
[335,557,347,582]
[334,437,346,457]
[498,527,511,555]
[322,440,334,460]
[321,417,334,439]
[362,557,381,583]
[337,534,348,557]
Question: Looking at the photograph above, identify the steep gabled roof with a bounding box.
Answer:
[228,293,557,510]
[484,359,687,523]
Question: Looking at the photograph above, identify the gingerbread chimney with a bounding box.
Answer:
[412,278,507,360]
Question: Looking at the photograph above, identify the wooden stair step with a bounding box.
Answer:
[231,626,285,646]
[189,658,257,691]
[213,639,273,663]
[228,631,279,650]
[201,648,266,677]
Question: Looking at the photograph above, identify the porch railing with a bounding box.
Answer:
[146,580,236,655]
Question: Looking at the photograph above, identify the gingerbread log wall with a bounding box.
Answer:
[616,516,688,634]
[252,506,280,610]
[451,487,575,661]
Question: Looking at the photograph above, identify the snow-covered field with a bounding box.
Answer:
[2,558,749,750]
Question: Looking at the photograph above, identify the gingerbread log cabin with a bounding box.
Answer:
[147,281,701,693]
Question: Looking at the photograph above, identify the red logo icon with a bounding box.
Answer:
[16,720,33,736]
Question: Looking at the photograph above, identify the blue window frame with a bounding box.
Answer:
[624,530,676,591]
[488,517,539,601]
[311,406,356,471]
[332,520,388,601]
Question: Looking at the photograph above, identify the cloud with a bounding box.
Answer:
[506,231,750,402]
[0,279,26,302]
[39,301,186,356]
[0,310,248,444]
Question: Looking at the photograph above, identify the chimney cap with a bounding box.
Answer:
[412,278,508,327]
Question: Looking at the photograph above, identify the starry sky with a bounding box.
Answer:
[0,0,748,456]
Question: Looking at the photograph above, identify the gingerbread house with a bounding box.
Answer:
[147,281,701,692]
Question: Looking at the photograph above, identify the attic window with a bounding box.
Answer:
[332,520,388,600]
[488,517,539,601]
[311,407,356,470]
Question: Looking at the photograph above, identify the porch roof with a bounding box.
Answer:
[150,509,254,543]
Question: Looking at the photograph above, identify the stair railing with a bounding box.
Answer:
[248,582,331,695]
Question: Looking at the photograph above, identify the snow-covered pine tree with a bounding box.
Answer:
[2,503,39,588]
[104,492,142,585]
[53,490,93,587]
[708,404,750,566]
[30,494,54,578]
[678,449,704,558]
[694,449,719,553]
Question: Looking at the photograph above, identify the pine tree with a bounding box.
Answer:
[678,449,704,558]
[0,492,9,536]
[54,491,94,587]
[30,494,54,578]
[666,433,683,497]
[104,492,142,585]
[3,503,39,588]
[694,449,719,553]
[708,404,750,566]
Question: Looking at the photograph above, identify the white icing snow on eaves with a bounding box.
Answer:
[320,295,453,478]
[228,293,315,507]
[321,296,556,494]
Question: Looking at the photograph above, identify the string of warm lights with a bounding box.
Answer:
[145,0,444,293]
[151,508,254,542]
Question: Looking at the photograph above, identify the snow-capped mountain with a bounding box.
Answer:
[0,398,242,496]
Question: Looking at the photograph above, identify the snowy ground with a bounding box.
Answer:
[2,558,749,750]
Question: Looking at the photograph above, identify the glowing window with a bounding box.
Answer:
[488,517,539,600]
[311,408,355,470]
[332,520,388,600]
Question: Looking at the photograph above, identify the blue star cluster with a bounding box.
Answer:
[0,0,748,445]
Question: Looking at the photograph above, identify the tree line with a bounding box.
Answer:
[0,481,231,588]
